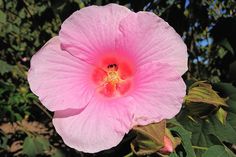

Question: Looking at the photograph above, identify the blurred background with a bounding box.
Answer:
[0,0,235,156]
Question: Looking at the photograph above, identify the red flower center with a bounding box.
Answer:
[92,56,134,97]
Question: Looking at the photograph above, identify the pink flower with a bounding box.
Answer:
[28,4,187,153]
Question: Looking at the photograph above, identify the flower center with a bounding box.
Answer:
[105,70,120,85]
[92,58,133,97]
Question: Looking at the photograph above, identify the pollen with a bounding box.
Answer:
[104,70,121,85]
[92,59,133,97]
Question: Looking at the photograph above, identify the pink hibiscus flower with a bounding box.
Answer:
[28,4,187,153]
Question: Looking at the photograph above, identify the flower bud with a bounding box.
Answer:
[159,135,174,154]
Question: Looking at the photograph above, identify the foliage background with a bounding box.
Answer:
[0,0,236,156]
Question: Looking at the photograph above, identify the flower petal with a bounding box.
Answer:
[53,96,134,153]
[117,12,188,75]
[131,62,186,126]
[28,37,95,111]
[59,4,131,64]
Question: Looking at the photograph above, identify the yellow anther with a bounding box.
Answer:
[104,71,121,85]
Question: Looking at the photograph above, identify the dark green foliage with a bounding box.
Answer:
[169,124,196,157]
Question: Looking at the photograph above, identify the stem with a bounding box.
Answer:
[192,146,208,150]
[124,152,134,157]
[34,101,52,119]
[22,0,33,18]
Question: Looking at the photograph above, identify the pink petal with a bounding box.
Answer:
[131,62,186,126]
[59,4,131,64]
[117,12,188,75]
[28,37,95,111]
[53,96,134,153]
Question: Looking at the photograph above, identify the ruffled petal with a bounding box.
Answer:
[117,12,188,75]
[59,4,131,64]
[53,96,134,153]
[28,37,95,111]
[131,62,186,126]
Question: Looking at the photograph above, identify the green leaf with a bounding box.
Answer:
[184,102,216,117]
[219,38,234,55]
[185,82,227,117]
[177,113,215,156]
[185,81,227,107]
[167,118,182,128]
[207,116,236,144]
[23,136,50,157]
[214,83,236,131]
[131,120,166,156]
[202,145,236,157]
[0,136,8,149]
[51,148,65,157]
[227,112,236,131]
[229,61,236,81]
[216,107,227,124]
[169,152,179,157]
[170,126,196,157]
[0,60,14,75]
[0,10,6,24]
[214,83,236,98]
[227,99,236,114]
[178,110,236,157]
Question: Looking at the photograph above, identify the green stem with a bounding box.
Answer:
[34,101,52,119]
[192,146,208,150]
[124,152,134,157]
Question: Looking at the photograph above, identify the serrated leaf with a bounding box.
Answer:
[131,120,166,156]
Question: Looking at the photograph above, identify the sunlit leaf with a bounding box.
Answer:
[185,81,227,107]
[185,81,227,117]
[216,107,227,124]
